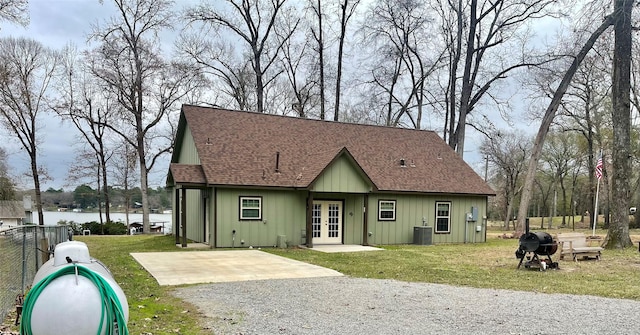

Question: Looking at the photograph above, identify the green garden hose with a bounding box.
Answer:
[19,263,129,335]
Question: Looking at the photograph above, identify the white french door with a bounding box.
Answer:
[312,200,342,244]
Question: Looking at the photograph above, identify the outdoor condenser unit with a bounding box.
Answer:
[413,226,432,245]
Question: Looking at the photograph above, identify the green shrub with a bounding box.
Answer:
[58,220,82,235]
[80,221,128,235]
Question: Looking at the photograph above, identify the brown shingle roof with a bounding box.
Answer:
[169,164,206,185]
[0,201,24,219]
[171,105,495,196]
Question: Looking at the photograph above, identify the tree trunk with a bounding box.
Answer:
[334,0,349,122]
[504,200,513,230]
[97,167,104,234]
[516,15,614,235]
[254,48,265,113]
[560,178,567,227]
[135,111,151,233]
[446,0,463,143]
[316,0,326,120]
[101,152,111,223]
[31,154,44,226]
[385,58,402,126]
[135,49,150,233]
[451,0,477,156]
[605,0,633,248]
[140,162,151,233]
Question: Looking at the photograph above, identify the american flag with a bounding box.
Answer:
[595,156,603,180]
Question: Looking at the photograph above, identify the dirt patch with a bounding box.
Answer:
[1,309,19,335]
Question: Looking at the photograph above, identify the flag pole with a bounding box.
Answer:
[593,177,600,237]
[593,150,603,237]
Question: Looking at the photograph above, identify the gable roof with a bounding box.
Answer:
[308,147,376,191]
[0,200,25,219]
[169,105,495,196]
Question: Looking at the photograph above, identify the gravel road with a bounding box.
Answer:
[174,276,640,335]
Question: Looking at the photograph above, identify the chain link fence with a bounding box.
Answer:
[0,225,69,324]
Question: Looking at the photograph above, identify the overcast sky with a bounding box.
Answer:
[0,0,187,191]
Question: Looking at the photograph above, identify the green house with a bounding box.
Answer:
[167,105,495,248]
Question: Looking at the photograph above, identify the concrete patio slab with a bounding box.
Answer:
[300,244,384,253]
[175,243,209,249]
[130,249,343,286]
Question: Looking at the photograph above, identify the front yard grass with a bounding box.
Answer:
[6,229,640,334]
[268,229,640,300]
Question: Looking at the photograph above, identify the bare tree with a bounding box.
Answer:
[186,0,296,114]
[89,0,203,233]
[0,0,28,28]
[517,12,616,236]
[482,131,531,230]
[277,14,316,118]
[533,171,553,229]
[334,0,361,121]
[178,36,256,110]
[540,130,582,227]
[524,29,617,227]
[110,138,139,233]
[566,146,588,229]
[361,0,442,128]
[433,0,463,143]
[554,43,612,226]
[307,0,326,119]
[0,37,59,225]
[56,45,116,224]
[436,0,560,156]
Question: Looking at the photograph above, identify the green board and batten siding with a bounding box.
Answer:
[175,126,206,242]
[212,155,371,248]
[310,154,371,193]
[310,155,487,244]
[212,190,367,247]
[366,194,487,245]
[185,189,207,243]
[177,126,200,164]
[214,188,306,248]
[336,194,365,245]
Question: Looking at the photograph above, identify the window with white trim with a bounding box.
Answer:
[435,202,451,233]
[240,196,262,220]
[378,200,396,221]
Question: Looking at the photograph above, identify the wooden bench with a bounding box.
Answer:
[555,232,603,261]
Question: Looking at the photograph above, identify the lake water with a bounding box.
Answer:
[32,211,173,233]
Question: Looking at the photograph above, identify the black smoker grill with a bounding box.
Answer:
[516,222,558,270]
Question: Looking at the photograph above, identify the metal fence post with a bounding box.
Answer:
[34,226,40,272]
[21,228,27,294]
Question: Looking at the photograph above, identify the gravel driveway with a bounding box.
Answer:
[174,276,640,335]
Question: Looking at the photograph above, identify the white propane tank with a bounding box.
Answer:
[25,241,129,335]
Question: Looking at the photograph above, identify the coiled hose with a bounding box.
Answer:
[19,263,129,335]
